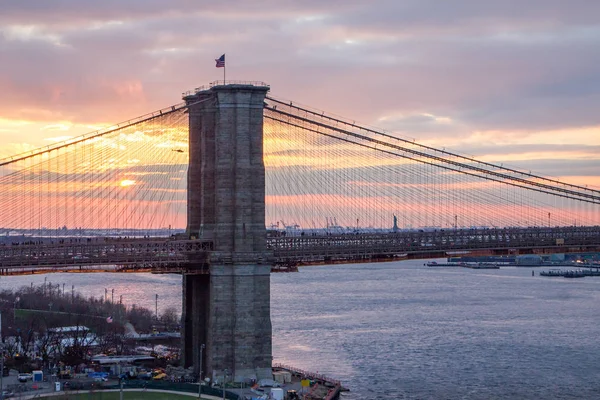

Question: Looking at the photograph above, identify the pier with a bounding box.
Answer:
[426,261,500,269]
[539,269,600,278]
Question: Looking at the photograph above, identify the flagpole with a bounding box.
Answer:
[224,63,226,85]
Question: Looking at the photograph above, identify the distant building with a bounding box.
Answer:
[48,326,90,335]
[516,255,543,266]
[45,325,98,353]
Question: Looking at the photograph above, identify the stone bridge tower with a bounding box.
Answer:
[181,83,272,383]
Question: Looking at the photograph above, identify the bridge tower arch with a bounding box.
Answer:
[181,83,272,383]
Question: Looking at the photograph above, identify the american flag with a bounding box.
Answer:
[215,54,225,68]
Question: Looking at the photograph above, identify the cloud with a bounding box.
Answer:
[0,0,599,185]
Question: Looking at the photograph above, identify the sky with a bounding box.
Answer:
[1,0,599,187]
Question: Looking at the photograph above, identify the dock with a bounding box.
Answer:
[461,263,500,269]
[272,363,345,400]
[539,269,600,278]
[426,262,500,269]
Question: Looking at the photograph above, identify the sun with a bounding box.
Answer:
[120,179,136,187]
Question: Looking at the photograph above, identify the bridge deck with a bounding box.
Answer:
[0,226,598,275]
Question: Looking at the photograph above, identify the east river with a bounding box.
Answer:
[2,259,600,399]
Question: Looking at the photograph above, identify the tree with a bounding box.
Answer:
[160,307,179,331]
[58,325,97,366]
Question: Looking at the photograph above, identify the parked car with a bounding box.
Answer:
[138,372,152,380]
[258,378,280,388]
[153,373,167,380]
[17,373,32,383]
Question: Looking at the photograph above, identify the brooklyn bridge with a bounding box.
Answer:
[0,82,599,382]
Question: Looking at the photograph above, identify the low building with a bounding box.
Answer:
[516,255,543,266]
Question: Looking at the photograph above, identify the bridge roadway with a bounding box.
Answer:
[0,226,598,274]
[269,225,600,264]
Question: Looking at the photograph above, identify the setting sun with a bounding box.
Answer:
[119,179,136,187]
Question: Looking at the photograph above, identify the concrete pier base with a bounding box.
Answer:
[181,273,209,374]
[209,264,272,382]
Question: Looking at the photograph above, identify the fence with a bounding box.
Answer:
[61,380,239,399]
[273,363,341,386]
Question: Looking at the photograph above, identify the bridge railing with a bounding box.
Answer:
[0,226,599,272]
[0,239,211,269]
[182,80,270,97]
[268,226,600,262]
[273,363,341,386]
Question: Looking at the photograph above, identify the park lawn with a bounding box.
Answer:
[44,391,198,400]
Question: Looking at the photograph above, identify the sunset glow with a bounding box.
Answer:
[119,179,136,187]
[0,2,598,230]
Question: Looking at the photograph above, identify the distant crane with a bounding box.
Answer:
[280,220,300,231]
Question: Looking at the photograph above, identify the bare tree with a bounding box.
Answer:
[160,307,179,331]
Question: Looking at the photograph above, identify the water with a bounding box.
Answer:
[2,260,600,399]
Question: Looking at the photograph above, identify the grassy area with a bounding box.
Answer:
[44,391,196,400]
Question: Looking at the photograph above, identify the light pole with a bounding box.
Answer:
[198,343,205,399]
[222,369,229,400]
[155,294,158,321]
[118,295,124,323]
[13,297,19,324]
[119,376,124,400]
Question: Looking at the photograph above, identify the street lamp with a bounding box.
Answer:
[155,294,158,320]
[222,369,229,400]
[198,343,205,399]
[13,297,19,324]
[119,377,124,400]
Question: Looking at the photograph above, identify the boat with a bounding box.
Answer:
[540,269,589,278]
[564,271,586,278]
[425,261,461,267]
